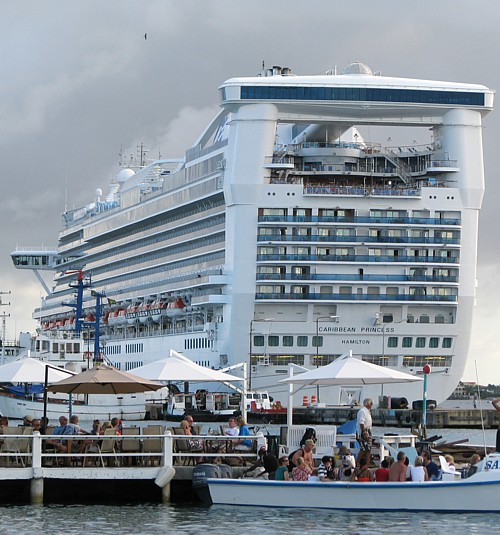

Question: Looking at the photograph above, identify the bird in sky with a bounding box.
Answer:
[144,33,147,40]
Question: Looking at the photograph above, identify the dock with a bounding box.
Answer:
[236,407,500,429]
[0,430,258,504]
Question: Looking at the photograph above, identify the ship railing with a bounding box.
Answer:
[0,431,265,469]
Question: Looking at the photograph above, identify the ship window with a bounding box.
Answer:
[283,336,293,347]
[293,228,310,236]
[297,336,308,347]
[291,286,308,295]
[312,336,323,348]
[339,286,352,294]
[419,315,430,323]
[435,315,445,324]
[367,287,380,295]
[402,337,412,348]
[260,208,286,216]
[268,336,279,347]
[416,337,426,348]
[386,287,399,295]
[337,228,354,237]
[387,337,398,348]
[258,228,275,236]
[53,343,59,354]
[429,337,439,348]
[253,335,265,347]
[442,337,452,348]
[241,85,485,107]
[292,266,309,275]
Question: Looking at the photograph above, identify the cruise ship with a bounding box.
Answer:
[11,62,494,408]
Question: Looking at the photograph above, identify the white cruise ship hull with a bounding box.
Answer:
[11,62,494,410]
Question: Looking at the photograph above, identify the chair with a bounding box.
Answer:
[121,427,142,466]
[90,429,119,467]
[438,455,461,481]
[142,425,165,466]
[0,427,31,467]
[174,427,204,466]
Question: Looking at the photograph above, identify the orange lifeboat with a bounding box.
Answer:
[137,301,151,324]
[126,304,138,325]
[150,299,167,323]
[166,297,186,318]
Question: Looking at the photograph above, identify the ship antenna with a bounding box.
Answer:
[474,360,488,458]
[0,291,12,346]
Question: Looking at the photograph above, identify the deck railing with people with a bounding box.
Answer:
[0,429,266,469]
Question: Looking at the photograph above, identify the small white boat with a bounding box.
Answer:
[208,454,500,512]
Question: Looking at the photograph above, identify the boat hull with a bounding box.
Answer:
[0,393,147,421]
[208,464,500,512]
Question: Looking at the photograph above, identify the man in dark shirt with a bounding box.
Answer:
[422,450,440,480]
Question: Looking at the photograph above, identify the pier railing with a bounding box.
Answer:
[0,430,266,469]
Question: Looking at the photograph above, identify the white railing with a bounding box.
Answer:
[0,431,265,469]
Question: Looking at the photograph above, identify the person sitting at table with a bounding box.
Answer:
[0,416,9,433]
[110,417,123,435]
[31,419,42,433]
[180,419,203,451]
[234,416,253,452]
[225,416,239,437]
[45,415,74,453]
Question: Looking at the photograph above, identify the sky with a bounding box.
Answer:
[1,1,499,384]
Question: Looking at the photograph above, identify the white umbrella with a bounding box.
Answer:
[279,352,423,425]
[0,357,75,383]
[279,352,423,386]
[131,350,242,383]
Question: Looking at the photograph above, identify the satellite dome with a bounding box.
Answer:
[96,188,103,197]
[342,62,373,75]
[116,168,135,183]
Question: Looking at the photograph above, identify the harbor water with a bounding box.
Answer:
[0,503,498,533]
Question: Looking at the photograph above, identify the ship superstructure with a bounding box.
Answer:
[12,62,494,406]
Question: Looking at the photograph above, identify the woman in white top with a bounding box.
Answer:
[409,456,429,482]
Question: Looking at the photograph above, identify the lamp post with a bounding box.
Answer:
[314,315,339,402]
[249,318,274,390]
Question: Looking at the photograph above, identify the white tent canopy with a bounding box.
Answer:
[0,357,75,384]
[132,350,242,383]
[279,352,423,426]
[132,350,247,419]
[279,352,424,386]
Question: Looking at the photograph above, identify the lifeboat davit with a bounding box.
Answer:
[166,298,186,318]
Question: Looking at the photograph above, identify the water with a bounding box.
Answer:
[0,503,498,534]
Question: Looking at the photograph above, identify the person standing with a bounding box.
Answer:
[356,398,374,451]
[492,398,500,452]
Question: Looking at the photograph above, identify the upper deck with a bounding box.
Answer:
[220,62,494,122]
